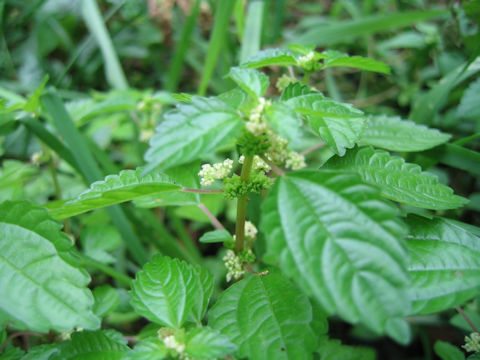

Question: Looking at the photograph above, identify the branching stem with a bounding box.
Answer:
[198,202,225,230]
[456,306,480,333]
[235,156,253,253]
[182,187,223,194]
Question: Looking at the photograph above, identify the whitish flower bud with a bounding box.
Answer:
[223,249,244,282]
[285,151,306,170]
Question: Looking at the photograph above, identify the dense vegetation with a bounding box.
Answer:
[1,1,480,359]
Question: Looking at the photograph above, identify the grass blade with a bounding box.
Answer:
[81,0,128,90]
[292,10,448,46]
[239,0,264,64]
[198,0,236,95]
[41,90,147,265]
[166,0,201,92]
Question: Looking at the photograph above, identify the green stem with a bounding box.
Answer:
[303,71,311,85]
[235,156,254,253]
[80,253,132,286]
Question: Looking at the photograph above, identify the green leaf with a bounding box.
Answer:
[280,82,314,101]
[144,97,243,172]
[23,75,49,114]
[82,0,128,90]
[53,330,130,360]
[434,340,465,360]
[239,0,264,63]
[410,57,480,125]
[130,255,213,328]
[292,10,448,46]
[0,347,24,360]
[185,327,236,359]
[93,285,120,318]
[285,94,365,155]
[240,48,298,69]
[20,344,59,360]
[81,225,122,264]
[324,147,468,210]
[47,169,180,219]
[322,50,390,74]
[0,201,100,332]
[198,0,236,95]
[318,339,376,360]
[129,338,167,360]
[209,273,317,360]
[199,229,233,243]
[406,215,480,315]
[359,115,451,152]
[228,67,269,99]
[261,171,410,335]
[457,77,480,120]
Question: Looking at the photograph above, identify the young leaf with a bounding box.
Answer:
[324,147,468,210]
[261,171,410,336]
[144,97,244,172]
[0,201,100,332]
[228,67,269,99]
[434,340,465,360]
[199,229,233,243]
[81,225,122,264]
[240,48,298,68]
[280,82,315,101]
[322,50,390,74]
[406,215,480,315]
[190,266,214,323]
[285,94,365,155]
[359,115,451,152]
[129,255,213,328]
[185,327,236,359]
[47,169,180,219]
[52,330,130,360]
[209,273,317,360]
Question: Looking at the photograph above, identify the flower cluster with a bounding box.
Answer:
[242,97,306,172]
[223,249,244,282]
[158,328,188,358]
[239,155,270,172]
[223,171,272,199]
[223,248,256,282]
[276,74,297,92]
[244,221,258,239]
[296,51,320,71]
[198,159,233,186]
[464,332,480,353]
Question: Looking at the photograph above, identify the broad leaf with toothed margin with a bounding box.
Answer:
[185,327,237,359]
[322,50,391,74]
[285,94,365,155]
[406,215,480,315]
[47,169,180,219]
[129,255,213,328]
[261,170,410,337]
[359,115,451,152]
[324,147,468,210]
[228,67,269,99]
[144,97,243,172]
[209,273,317,360]
[0,201,100,332]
